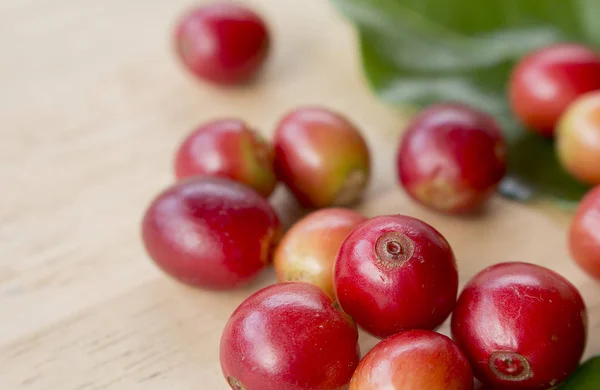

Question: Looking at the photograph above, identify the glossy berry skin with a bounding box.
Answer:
[334,214,458,338]
[174,3,270,85]
[569,186,600,279]
[397,103,506,214]
[509,43,600,137]
[350,330,474,390]
[274,208,366,299]
[557,91,600,185]
[274,107,371,208]
[141,177,280,289]
[220,282,360,390]
[451,262,587,390]
[174,119,276,197]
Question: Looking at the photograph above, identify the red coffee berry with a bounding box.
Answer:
[220,282,360,390]
[509,43,600,137]
[569,186,600,279]
[174,3,270,85]
[350,330,474,390]
[397,103,506,214]
[334,214,458,338]
[174,119,276,197]
[274,107,370,208]
[451,262,587,389]
[141,177,280,289]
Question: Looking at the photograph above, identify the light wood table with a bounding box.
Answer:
[1,0,598,388]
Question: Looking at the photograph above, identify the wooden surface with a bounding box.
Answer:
[1,0,599,389]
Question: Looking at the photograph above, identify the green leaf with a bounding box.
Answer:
[332,0,596,207]
[558,356,600,389]
[503,132,590,209]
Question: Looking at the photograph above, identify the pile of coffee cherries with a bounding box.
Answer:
[141,2,600,389]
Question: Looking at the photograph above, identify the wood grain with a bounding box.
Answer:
[1,0,598,389]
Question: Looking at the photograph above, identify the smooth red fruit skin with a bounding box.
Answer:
[141,177,280,289]
[334,214,458,338]
[174,119,276,197]
[174,3,270,85]
[556,91,600,185]
[273,208,367,299]
[397,103,506,214]
[509,43,600,137]
[350,330,474,390]
[274,107,371,208]
[220,282,360,390]
[451,262,587,390]
[569,186,600,279]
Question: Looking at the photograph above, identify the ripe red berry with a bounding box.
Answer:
[273,208,366,299]
[509,43,600,137]
[334,214,458,338]
[274,107,370,208]
[569,186,600,279]
[174,3,270,85]
[220,282,360,390]
[397,103,506,214]
[350,330,474,390]
[451,262,587,389]
[141,177,280,289]
[174,119,276,197]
